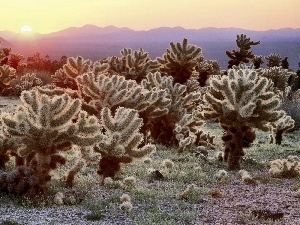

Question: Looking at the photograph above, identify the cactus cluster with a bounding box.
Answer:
[1,35,299,200]
[141,72,204,147]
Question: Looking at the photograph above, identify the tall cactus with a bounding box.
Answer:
[199,64,285,170]
[141,72,205,147]
[94,107,155,182]
[0,88,102,197]
[157,38,203,84]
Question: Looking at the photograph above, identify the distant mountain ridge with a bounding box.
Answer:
[0,25,299,70]
[2,25,300,42]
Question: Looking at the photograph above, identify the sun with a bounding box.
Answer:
[20,25,32,33]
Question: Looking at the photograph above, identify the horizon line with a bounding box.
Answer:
[1,24,300,35]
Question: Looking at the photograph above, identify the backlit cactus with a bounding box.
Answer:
[157,38,203,84]
[76,72,171,137]
[269,115,295,145]
[199,64,285,169]
[94,107,155,182]
[51,68,78,90]
[107,48,160,82]
[257,66,296,93]
[0,64,16,95]
[195,60,221,86]
[142,72,205,147]
[13,73,43,95]
[52,56,108,90]
[265,53,282,68]
[0,88,102,196]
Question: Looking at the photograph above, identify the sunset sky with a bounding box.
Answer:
[1,0,299,34]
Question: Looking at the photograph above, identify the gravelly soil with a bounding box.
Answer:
[192,178,300,225]
[1,177,299,225]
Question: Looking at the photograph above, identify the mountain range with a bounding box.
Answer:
[0,25,299,70]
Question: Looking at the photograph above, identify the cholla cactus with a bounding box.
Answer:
[51,68,77,90]
[194,130,215,149]
[281,57,289,69]
[0,135,9,169]
[195,60,221,86]
[94,107,155,182]
[157,38,203,84]
[214,169,229,183]
[268,158,300,178]
[162,159,175,169]
[0,47,11,65]
[251,55,264,69]
[269,115,294,145]
[142,72,203,146]
[226,34,260,68]
[0,49,5,63]
[0,89,102,197]
[265,53,282,68]
[65,157,86,188]
[174,113,206,152]
[107,48,160,83]
[63,56,92,79]
[199,64,285,170]
[120,193,131,202]
[257,67,295,93]
[123,176,136,188]
[0,115,24,170]
[0,64,16,95]
[119,201,133,212]
[52,56,108,90]
[13,73,43,96]
[8,52,25,71]
[76,72,142,113]
[238,170,255,184]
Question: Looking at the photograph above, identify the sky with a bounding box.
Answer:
[1,0,299,34]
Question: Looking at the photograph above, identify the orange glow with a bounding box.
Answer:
[1,0,299,33]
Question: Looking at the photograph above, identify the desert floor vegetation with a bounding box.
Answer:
[0,97,299,225]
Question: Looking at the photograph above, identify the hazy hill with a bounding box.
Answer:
[1,25,299,70]
[0,37,12,48]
